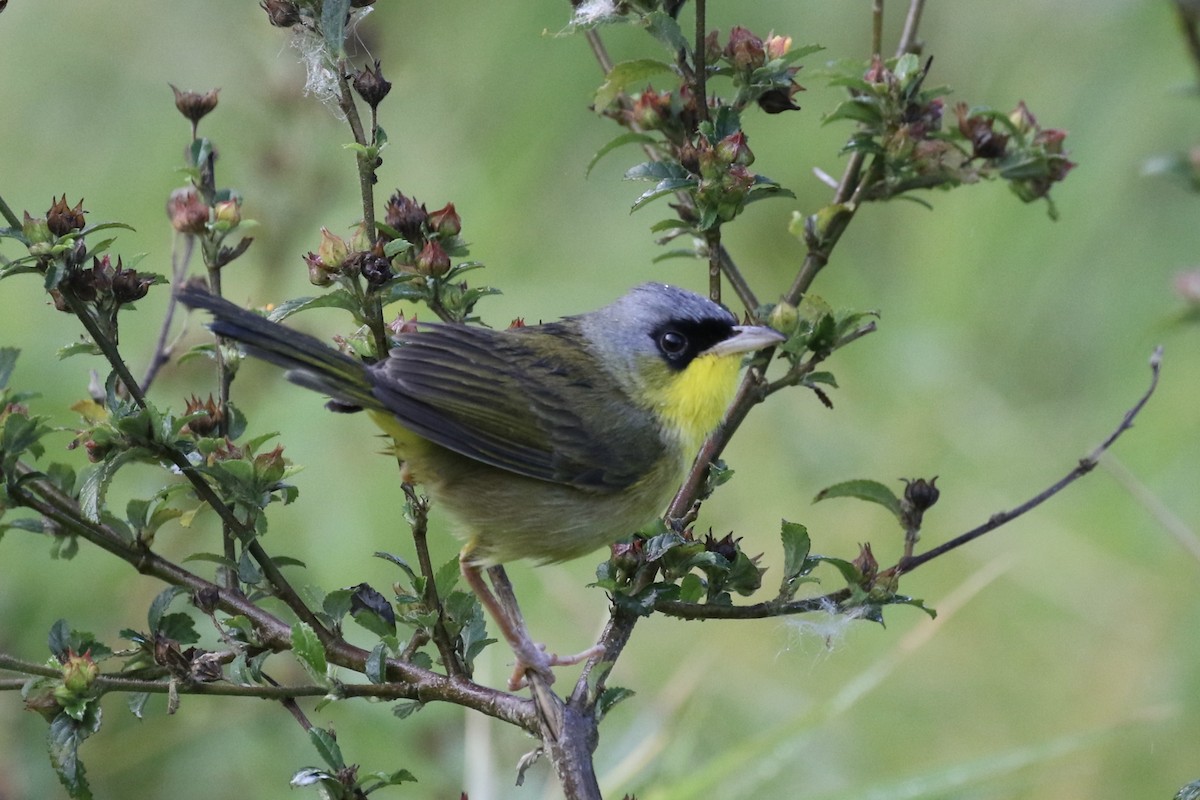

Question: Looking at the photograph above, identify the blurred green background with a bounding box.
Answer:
[2,2,1198,798]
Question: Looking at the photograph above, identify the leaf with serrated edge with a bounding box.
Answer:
[813,478,903,520]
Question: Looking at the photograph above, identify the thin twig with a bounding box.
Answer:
[897,347,1163,573]
[871,0,884,57]
[403,483,466,679]
[140,235,195,392]
[895,0,928,57]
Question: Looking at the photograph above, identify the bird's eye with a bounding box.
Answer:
[658,329,688,358]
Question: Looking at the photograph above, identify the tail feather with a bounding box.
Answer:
[177,283,378,411]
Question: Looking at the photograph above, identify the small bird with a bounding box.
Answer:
[179,282,783,686]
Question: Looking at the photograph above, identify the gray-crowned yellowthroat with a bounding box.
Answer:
[179,282,783,684]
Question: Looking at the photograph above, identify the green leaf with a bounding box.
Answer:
[630,178,698,212]
[48,709,100,800]
[126,692,150,719]
[812,555,861,587]
[814,478,903,520]
[779,520,812,585]
[362,769,418,789]
[678,573,704,603]
[365,642,388,684]
[78,447,156,523]
[586,131,657,177]
[648,218,694,234]
[266,290,360,322]
[56,342,103,360]
[0,347,19,388]
[147,586,186,632]
[641,10,688,54]
[594,58,675,109]
[291,623,327,681]
[624,160,690,182]
[433,555,462,599]
[595,686,636,721]
[308,726,345,772]
[392,700,425,720]
[320,0,351,59]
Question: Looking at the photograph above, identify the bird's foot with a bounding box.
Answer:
[507,640,606,691]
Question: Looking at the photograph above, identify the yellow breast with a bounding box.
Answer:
[646,353,742,451]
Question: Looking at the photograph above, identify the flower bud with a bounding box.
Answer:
[415,239,450,277]
[47,195,86,237]
[167,187,209,234]
[305,252,333,286]
[724,26,766,72]
[851,542,878,586]
[703,531,740,563]
[765,33,792,60]
[253,444,287,484]
[767,300,798,333]
[316,227,349,271]
[213,199,241,228]
[427,202,461,237]
[715,131,754,166]
[1008,100,1037,136]
[59,649,99,695]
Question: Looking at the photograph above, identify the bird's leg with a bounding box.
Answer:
[459,555,603,691]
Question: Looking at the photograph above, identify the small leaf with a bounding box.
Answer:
[641,10,688,54]
[365,642,388,685]
[779,520,812,586]
[127,692,150,719]
[291,623,327,682]
[814,479,903,520]
[320,0,351,58]
[587,131,657,177]
[147,586,186,632]
[624,160,690,182]
[594,58,675,109]
[0,347,19,389]
[78,448,153,523]
[266,290,360,322]
[308,726,345,771]
[392,700,425,720]
[48,709,100,800]
[595,686,636,721]
[630,178,698,213]
[56,342,102,360]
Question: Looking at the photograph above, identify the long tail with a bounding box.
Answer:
[177,283,378,412]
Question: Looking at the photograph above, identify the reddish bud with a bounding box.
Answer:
[167,187,209,234]
[260,0,300,27]
[427,202,462,237]
[416,239,451,277]
[724,26,766,72]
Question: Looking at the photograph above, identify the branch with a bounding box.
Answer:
[895,347,1163,574]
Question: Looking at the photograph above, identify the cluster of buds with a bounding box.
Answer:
[380,190,462,278]
[303,225,392,289]
[715,26,804,113]
[860,54,946,161]
[51,254,154,316]
[259,0,374,28]
[997,101,1075,203]
[622,85,700,143]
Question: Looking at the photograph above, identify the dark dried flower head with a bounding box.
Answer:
[46,195,86,237]
[384,191,428,242]
[260,0,301,27]
[704,531,740,563]
[191,586,221,614]
[170,85,220,125]
[955,103,1007,160]
[183,394,224,438]
[851,542,878,585]
[167,186,209,234]
[902,476,940,511]
[360,252,393,288]
[111,258,154,304]
[352,60,392,108]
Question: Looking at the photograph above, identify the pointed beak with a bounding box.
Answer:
[703,324,786,358]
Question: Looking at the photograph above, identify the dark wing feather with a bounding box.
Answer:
[368,323,662,492]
